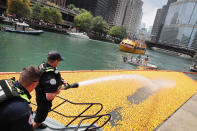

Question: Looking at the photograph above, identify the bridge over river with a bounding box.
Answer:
[145,41,197,58]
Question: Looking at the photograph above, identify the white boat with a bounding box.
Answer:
[190,61,197,72]
[128,60,158,70]
[122,56,158,70]
[5,22,44,35]
[68,32,89,39]
[190,66,197,72]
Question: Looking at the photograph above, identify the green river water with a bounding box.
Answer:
[0,31,192,72]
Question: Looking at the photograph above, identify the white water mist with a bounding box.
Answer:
[78,74,176,91]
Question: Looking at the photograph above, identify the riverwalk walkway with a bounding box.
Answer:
[157,93,197,131]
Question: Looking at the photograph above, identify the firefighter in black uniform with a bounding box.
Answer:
[33,51,66,129]
[0,66,42,131]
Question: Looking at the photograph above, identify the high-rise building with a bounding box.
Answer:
[112,0,143,38]
[112,0,128,26]
[66,0,143,38]
[151,9,162,42]
[66,0,109,18]
[148,26,153,35]
[94,0,110,20]
[105,0,119,26]
[151,0,177,42]
[66,0,119,26]
[159,0,197,49]
[122,0,143,37]
[129,0,143,37]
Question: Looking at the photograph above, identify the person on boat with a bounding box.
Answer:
[23,25,25,31]
[0,26,4,31]
[125,56,128,62]
[144,55,149,66]
[33,51,67,129]
[0,66,42,131]
[122,56,125,62]
[136,55,141,64]
[130,56,133,62]
[193,63,197,69]
[122,56,128,62]
[14,23,17,30]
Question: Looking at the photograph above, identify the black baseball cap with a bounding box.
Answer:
[47,51,64,61]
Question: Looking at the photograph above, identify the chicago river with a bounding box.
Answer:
[0,30,192,72]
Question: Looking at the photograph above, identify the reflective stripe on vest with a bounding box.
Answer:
[5,80,30,103]
[5,80,12,92]
[20,93,30,103]
[45,68,55,72]
[40,63,55,72]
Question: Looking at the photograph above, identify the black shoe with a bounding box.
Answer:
[37,123,48,129]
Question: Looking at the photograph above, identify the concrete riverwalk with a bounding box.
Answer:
[157,93,197,131]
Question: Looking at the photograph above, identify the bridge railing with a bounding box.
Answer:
[145,40,196,57]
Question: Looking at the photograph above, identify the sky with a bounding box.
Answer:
[142,0,168,28]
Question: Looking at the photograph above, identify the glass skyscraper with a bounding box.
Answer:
[151,0,177,43]
[159,0,197,49]
[66,0,109,19]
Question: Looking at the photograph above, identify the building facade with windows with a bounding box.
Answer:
[159,0,197,49]
[151,0,177,42]
[66,0,109,18]
[104,0,119,26]
[66,0,143,38]
[66,0,119,27]
[112,0,128,26]
[125,0,143,37]
[151,9,162,42]
[112,0,143,38]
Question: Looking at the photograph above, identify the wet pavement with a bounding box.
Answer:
[157,93,197,131]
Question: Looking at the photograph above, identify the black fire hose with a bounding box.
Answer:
[62,82,79,90]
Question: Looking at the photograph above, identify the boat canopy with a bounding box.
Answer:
[122,39,146,48]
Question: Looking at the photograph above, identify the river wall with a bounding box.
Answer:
[0,18,121,44]
[88,33,121,44]
[0,19,68,35]
[27,23,68,35]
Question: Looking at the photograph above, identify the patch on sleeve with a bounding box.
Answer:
[39,64,44,69]
[55,69,59,74]
[50,79,56,85]
[28,114,32,125]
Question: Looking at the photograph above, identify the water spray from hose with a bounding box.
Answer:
[78,74,176,91]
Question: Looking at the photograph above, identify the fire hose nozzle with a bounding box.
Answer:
[64,83,79,89]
